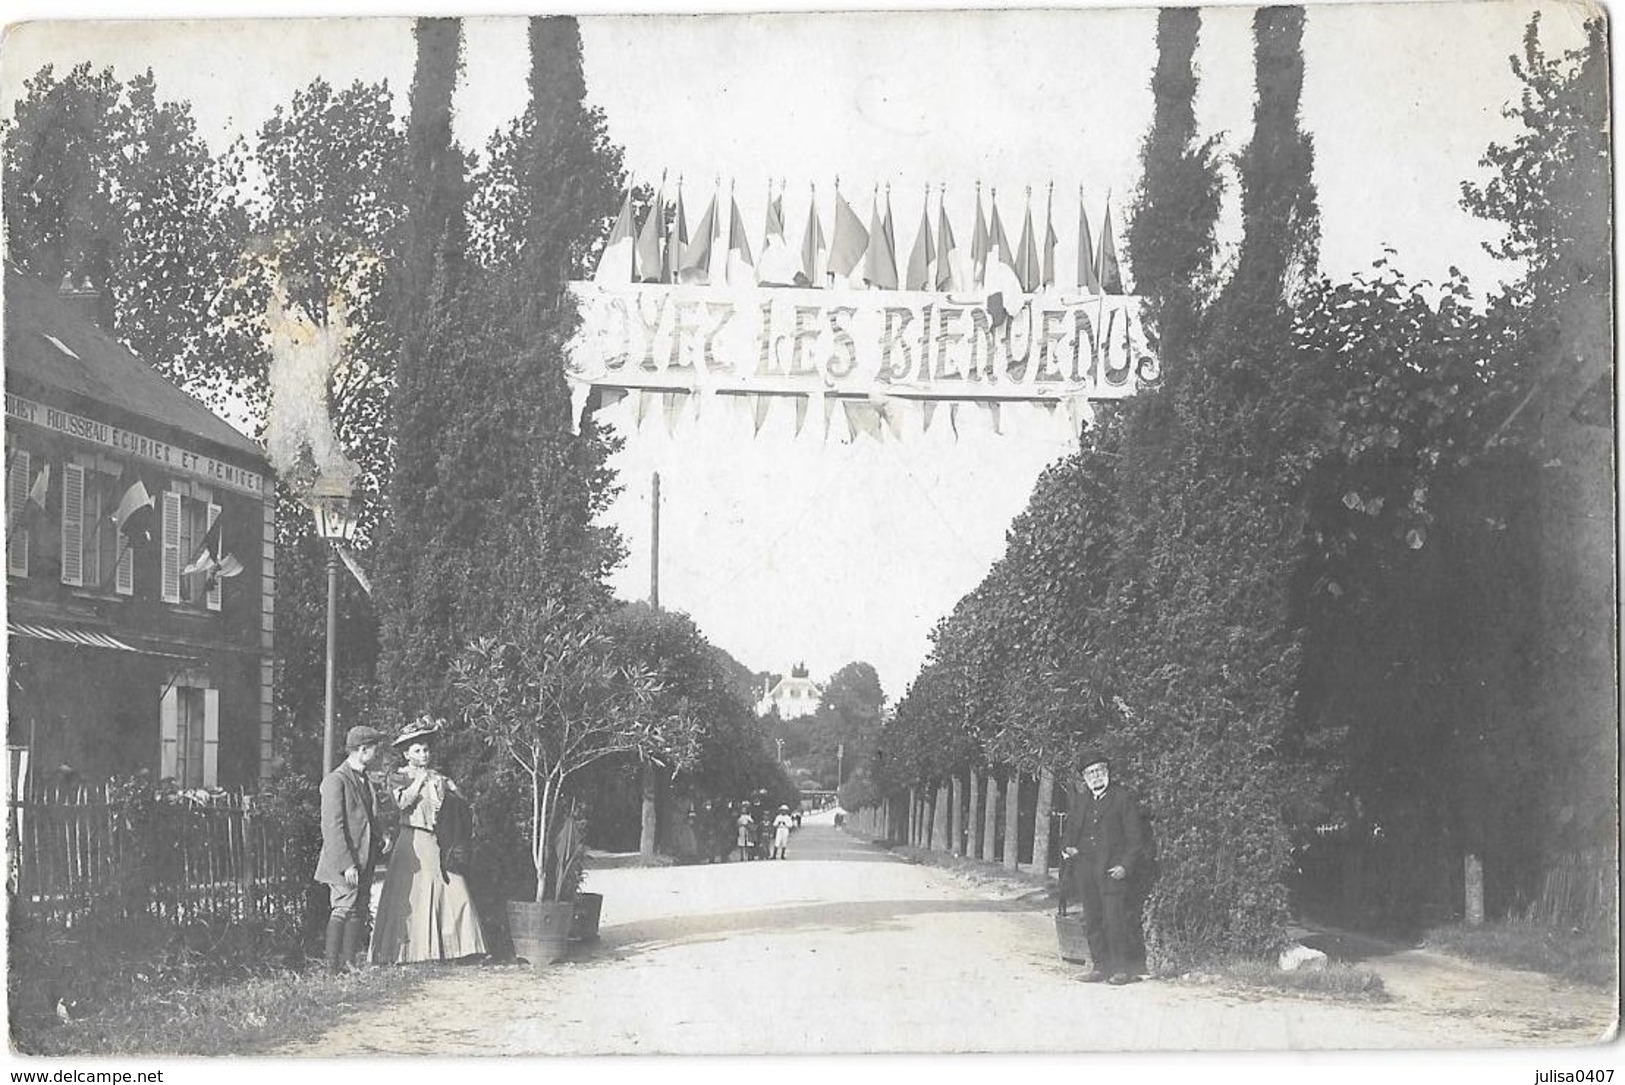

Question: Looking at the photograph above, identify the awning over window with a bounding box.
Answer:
[6,620,200,660]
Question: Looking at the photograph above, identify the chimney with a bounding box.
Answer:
[58,272,105,328]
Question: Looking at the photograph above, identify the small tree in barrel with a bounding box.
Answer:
[451,597,665,901]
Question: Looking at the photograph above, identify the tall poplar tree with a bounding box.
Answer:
[1100,5,1321,968]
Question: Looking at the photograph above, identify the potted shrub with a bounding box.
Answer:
[452,598,664,966]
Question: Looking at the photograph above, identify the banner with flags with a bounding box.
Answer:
[564,280,1153,435]
[564,176,1157,440]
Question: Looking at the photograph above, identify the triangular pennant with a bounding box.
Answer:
[635,180,664,283]
[1041,188,1060,290]
[830,190,870,279]
[793,395,809,436]
[798,191,826,287]
[921,400,938,433]
[948,402,960,440]
[820,392,837,441]
[635,390,653,429]
[843,401,883,442]
[664,185,689,284]
[1099,201,1123,294]
[726,192,756,286]
[751,395,772,435]
[904,192,934,291]
[971,188,989,287]
[986,401,1003,436]
[569,382,593,434]
[594,189,636,284]
[680,190,719,285]
[879,398,904,441]
[1077,192,1101,293]
[336,542,373,596]
[662,391,686,435]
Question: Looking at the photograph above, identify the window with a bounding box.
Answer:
[162,487,220,610]
[160,683,218,788]
[7,450,30,576]
[64,464,135,592]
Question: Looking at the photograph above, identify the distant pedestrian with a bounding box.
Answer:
[315,725,387,973]
[792,810,802,829]
[1061,753,1146,985]
[772,805,793,859]
[736,804,756,862]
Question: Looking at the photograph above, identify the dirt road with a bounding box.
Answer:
[271,810,1616,1056]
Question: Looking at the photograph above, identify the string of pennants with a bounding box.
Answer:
[593,176,1126,297]
[574,383,1104,444]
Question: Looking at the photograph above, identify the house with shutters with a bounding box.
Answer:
[4,265,275,791]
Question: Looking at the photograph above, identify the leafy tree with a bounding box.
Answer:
[2,63,248,386]
[1095,5,1324,969]
[1457,13,1613,926]
[452,596,664,902]
[1125,6,1224,366]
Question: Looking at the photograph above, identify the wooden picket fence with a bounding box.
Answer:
[7,783,316,932]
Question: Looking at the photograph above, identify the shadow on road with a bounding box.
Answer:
[585,895,1040,962]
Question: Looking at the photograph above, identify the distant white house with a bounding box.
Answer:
[757,663,823,720]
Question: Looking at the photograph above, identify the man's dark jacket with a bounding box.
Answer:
[1062,784,1146,893]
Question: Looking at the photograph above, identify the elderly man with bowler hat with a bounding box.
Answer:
[315,725,387,973]
[1061,751,1146,985]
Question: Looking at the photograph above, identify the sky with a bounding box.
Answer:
[0,0,1593,702]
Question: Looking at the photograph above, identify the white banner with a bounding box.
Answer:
[564,283,1157,406]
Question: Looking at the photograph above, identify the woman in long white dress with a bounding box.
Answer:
[370,718,487,964]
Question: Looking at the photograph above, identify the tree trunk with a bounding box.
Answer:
[639,761,658,859]
[982,770,1000,862]
[1003,770,1021,871]
[948,774,963,855]
[932,782,949,851]
[1032,767,1055,876]
[969,772,985,859]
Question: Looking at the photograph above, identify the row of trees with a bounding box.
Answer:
[873,7,1611,970]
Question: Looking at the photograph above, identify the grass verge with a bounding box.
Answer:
[1422,919,1617,987]
[12,963,439,1057]
[1204,957,1389,1002]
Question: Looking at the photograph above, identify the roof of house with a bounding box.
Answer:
[766,674,823,699]
[4,265,262,461]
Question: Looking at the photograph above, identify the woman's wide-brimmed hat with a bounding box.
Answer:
[779,805,790,812]
[392,715,444,750]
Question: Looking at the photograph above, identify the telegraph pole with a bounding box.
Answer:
[649,472,661,610]
[641,471,662,859]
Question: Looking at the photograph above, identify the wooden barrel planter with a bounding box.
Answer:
[1055,913,1092,965]
[506,900,575,967]
[569,891,603,943]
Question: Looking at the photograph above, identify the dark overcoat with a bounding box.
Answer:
[1062,784,1146,894]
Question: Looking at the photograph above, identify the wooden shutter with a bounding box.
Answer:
[202,688,220,787]
[7,451,29,576]
[60,463,85,587]
[161,490,182,603]
[115,529,134,595]
[160,685,180,780]
[82,482,102,588]
[205,503,222,611]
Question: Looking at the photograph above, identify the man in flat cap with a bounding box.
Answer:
[315,725,387,973]
[1061,752,1146,985]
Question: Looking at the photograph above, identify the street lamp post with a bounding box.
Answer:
[306,478,361,776]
